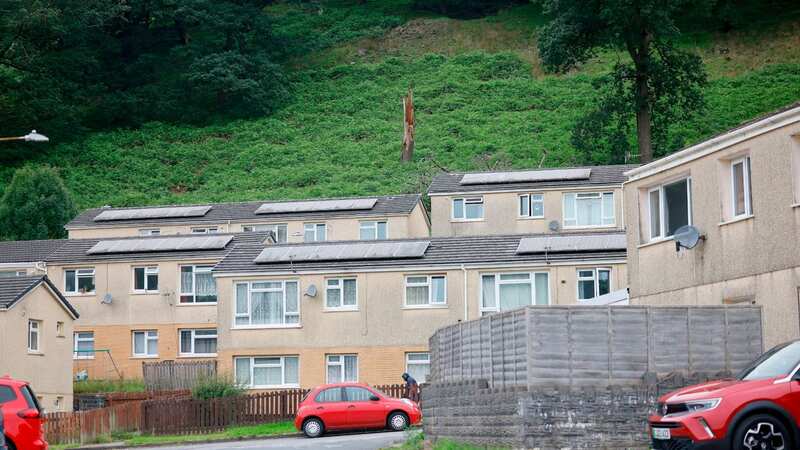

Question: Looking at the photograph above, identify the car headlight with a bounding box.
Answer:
[685,398,721,413]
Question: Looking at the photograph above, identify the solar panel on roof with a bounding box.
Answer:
[515,234,626,254]
[255,198,377,215]
[86,235,233,255]
[254,241,430,263]
[459,168,591,185]
[94,205,212,222]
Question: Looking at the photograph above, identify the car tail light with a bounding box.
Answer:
[17,408,40,419]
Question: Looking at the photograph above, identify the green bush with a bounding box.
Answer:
[191,377,245,400]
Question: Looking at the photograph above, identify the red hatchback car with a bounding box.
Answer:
[295,382,421,438]
[0,376,47,450]
[650,340,800,450]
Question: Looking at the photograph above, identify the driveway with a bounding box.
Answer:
[131,429,416,450]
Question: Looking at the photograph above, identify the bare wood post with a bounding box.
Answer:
[401,87,415,162]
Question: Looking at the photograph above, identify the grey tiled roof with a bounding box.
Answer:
[66,194,423,229]
[0,275,79,318]
[427,165,639,194]
[213,231,627,274]
[0,239,67,264]
[45,232,269,264]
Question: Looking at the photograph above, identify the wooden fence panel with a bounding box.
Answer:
[45,401,143,445]
[142,360,217,391]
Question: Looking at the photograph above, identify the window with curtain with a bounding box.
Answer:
[74,331,95,359]
[359,221,388,240]
[405,275,446,307]
[28,320,41,352]
[235,281,299,327]
[235,356,299,388]
[326,278,357,309]
[132,330,158,357]
[326,354,358,383]
[480,272,549,315]
[577,268,612,300]
[180,265,216,303]
[731,156,753,218]
[405,352,430,383]
[563,192,614,227]
[179,329,217,355]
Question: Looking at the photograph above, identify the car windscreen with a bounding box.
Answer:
[20,385,42,412]
[738,341,800,381]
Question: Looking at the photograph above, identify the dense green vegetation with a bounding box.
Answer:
[1,1,799,212]
[73,379,146,394]
[0,165,75,239]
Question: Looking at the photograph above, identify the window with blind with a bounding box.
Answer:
[405,275,446,307]
[480,272,549,315]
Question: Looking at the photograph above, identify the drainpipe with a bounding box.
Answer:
[461,264,468,321]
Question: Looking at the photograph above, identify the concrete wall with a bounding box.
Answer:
[430,187,624,237]
[624,119,800,348]
[0,284,75,411]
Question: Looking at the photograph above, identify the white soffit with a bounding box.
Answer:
[516,234,626,254]
[460,168,591,185]
[87,235,232,255]
[255,198,377,215]
[94,205,212,222]
[255,241,430,263]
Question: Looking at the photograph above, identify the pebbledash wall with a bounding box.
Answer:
[422,305,763,448]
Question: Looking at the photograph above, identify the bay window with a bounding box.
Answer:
[132,330,158,357]
[452,197,483,220]
[359,221,388,240]
[480,272,549,315]
[519,194,544,218]
[179,329,218,356]
[325,278,357,309]
[405,275,446,307]
[235,356,299,388]
[563,192,614,227]
[577,268,611,300]
[235,280,299,327]
[326,354,358,383]
[180,265,216,303]
[647,178,692,241]
[65,268,95,294]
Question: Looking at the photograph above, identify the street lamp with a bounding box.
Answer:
[0,130,49,143]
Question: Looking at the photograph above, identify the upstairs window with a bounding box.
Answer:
[577,268,611,300]
[74,331,95,359]
[28,320,41,352]
[242,224,288,243]
[65,268,95,294]
[0,271,26,278]
[304,223,327,242]
[138,228,160,236]
[326,278,357,310]
[133,266,159,293]
[481,272,549,315]
[563,192,614,227]
[452,197,483,220]
[405,275,446,307]
[519,194,544,218]
[191,226,219,234]
[648,178,692,241]
[359,221,388,240]
[180,265,217,303]
[235,281,299,327]
[731,156,753,218]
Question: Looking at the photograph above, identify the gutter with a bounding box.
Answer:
[461,264,468,321]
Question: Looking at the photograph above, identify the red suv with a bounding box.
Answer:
[650,340,800,450]
[0,376,47,450]
[295,382,422,438]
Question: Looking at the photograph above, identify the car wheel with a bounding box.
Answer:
[302,417,324,438]
[733,414,792,450]
[388,411,409,431]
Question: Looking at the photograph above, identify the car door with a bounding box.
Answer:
[313,387,349,430]
[344,387,386,428]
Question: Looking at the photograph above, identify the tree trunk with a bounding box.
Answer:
[635,74,653,163]
[402,88,415,162]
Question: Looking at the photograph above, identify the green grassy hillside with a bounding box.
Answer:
[4,1,800,210]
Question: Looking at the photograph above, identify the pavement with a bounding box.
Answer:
[127,429,416,450]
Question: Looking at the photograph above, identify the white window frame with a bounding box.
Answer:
[562,192,615,228]
[518,193,545,218]
[576,268,612,301]
[480,272,550,315]
[405,352,431,383]
[73,331,95,360]
[647,177,693,241]
[359,220,388,240]
[64,267,96,295]
[234,280,300,328]
[28,320,41,353]
[730,156,753,219]
[303,223,327,242]
[179,329,218,357]
[191,226,219,234]
[138,228,161,236]
[234,356,300,389]
[325,278,358,311]
[132,330,158,358]
[451,197,484,221]
[242,223,288,243]
[179,265,217,304]
[326,354,358,383]
[0,270,26,277]
[404,275,447,307]
[132,266,159,293]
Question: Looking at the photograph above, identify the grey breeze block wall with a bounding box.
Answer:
[424,306,764,449]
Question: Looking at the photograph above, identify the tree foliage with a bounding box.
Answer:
[536,0,709,163]
[0,165,76,240]
[413,0,527,19]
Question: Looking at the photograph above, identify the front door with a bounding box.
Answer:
[313,387,349,429]
[344,387,386,428]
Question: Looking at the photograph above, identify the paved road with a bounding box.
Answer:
[132,430,415,450]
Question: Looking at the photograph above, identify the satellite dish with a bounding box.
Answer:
[101,293,113,304]
[674,225,704,251]
[548,220,560,232]
[305,284,318,298]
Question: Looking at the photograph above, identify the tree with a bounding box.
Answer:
[536,0,708,163]
[0,166,76,240]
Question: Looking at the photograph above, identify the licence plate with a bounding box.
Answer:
[652,427,671,440]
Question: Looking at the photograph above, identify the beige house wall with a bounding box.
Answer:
[430,187,624,237]
[0,285,75,411]
[624,119,800,348]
